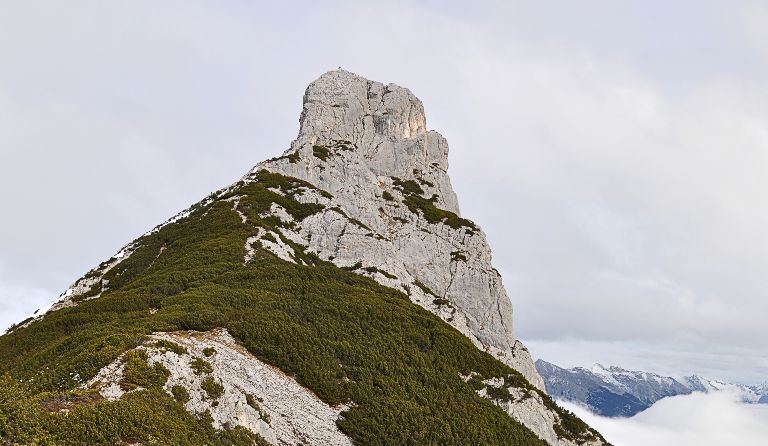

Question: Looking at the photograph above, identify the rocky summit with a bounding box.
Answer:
[258,70,541,387]
[0,70,608,446]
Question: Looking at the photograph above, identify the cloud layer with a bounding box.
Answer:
[560,391,768,446]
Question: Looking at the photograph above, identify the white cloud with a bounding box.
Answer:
[560,391,768,446]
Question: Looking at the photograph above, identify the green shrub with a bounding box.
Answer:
[467,374,485,391]
[391,177,425,196]
[362,266,397,280]
[190,358,213,376]
[201,377,224,400]
[245,393,259,409]
[392,177,478,234]
[342,261,363,271]
[347,217,370,231]
[202,347,216,357]
[171,384,191,404]
[485,384,513,402]
[156,339,188,355]
[287,151,300,163]
[413,279,439,298]
[266,150,300,164]
[0,377,267,446]
[312,145,330,161]
[119,350,170,391]
[417,178,435,188]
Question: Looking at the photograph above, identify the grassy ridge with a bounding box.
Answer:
[0,171,594,445]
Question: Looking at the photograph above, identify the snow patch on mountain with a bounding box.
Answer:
[537,359,767,418]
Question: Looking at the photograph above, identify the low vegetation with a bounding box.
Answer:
[413,278,440,299]
[362,266,397,280]
[171,384,191,404]
[451,250,468,262]
[201,376,224,400]
[190,357,213,376]
[0,376,267,446]
[312,145,330,161]
[156,339,188,355]
[0,170,599,446]
[202,347,216,357]
[392,177,478,233]
[119,350,170,391]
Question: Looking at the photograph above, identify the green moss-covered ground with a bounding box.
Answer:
[0,170,600,446]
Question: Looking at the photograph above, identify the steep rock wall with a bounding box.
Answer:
[257,70,543,390]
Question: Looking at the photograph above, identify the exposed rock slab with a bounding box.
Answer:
[89,329,353,446]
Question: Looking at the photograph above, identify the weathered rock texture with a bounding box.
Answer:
[473,376,605,446]
[253,70,544,391]
[89,329,353,446]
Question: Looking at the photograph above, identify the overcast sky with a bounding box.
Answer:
[1,1,766,385]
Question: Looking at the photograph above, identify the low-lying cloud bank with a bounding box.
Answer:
[560,390,768,446]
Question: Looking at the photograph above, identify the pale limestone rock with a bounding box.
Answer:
[252,70,545,391]
[478,381,605,446]
[88,329,353,446]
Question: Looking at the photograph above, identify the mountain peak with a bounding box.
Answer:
[591,363,608,373]
[255,71,549,388]
[280,70,457,202]
[0,70,611,446]
[299,69,427,143]
[261,70,458,214]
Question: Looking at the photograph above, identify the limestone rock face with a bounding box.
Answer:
[89,329,353,446]
[254,70,544,391]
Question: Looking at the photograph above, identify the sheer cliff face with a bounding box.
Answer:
[256,70,543,389]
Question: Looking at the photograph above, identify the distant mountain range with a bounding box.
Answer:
[535,359,768,417]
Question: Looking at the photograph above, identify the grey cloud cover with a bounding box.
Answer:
[1,1,766,385]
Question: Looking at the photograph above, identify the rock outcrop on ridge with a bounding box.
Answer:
[254,70,544,390]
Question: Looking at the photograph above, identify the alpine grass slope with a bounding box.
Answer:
[0,70,608,446]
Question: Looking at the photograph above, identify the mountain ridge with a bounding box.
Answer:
[536,359,768,417]
[1,70,608,446]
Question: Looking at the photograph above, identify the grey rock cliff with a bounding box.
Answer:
[255,70,543,390]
